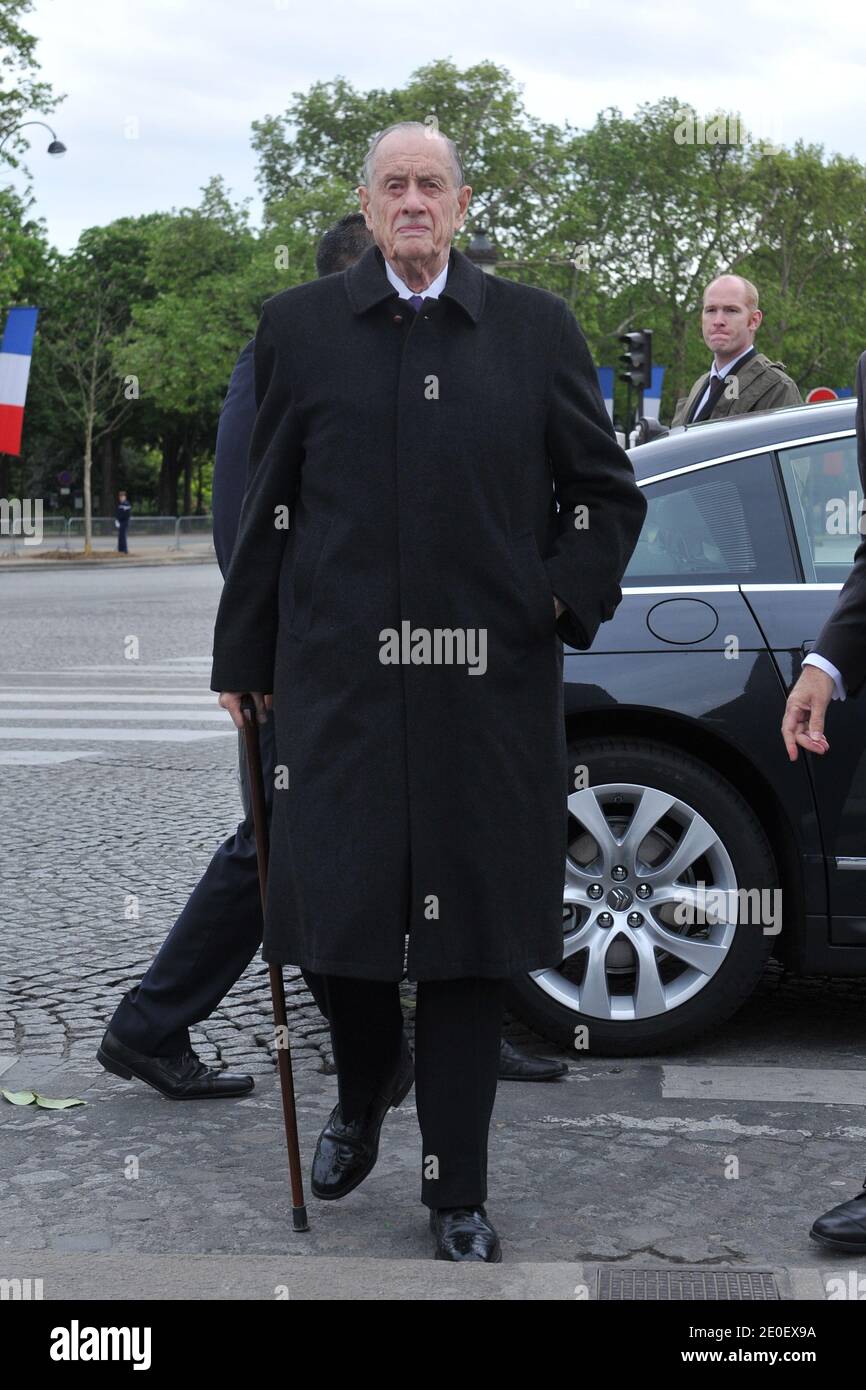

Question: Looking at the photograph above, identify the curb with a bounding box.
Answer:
[0,1253,843,1300]
[0,555,217,573]
[0,1252,589,1300]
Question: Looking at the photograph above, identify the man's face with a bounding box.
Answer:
[701,277,762,359]
[358,128,471,277]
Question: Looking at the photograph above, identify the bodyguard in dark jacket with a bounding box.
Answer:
[212,340,255,575]
[211,121,646,1259]
[781,350,866,1252]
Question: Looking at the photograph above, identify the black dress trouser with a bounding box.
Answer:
[109,711,505,1207]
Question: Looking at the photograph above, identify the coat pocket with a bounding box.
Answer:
[289,518,332,638]
[507,531,557,639]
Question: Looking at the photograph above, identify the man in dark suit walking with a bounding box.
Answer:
[211,121,646,1259]
[98,215,568,1109]
[781,349,866,1250]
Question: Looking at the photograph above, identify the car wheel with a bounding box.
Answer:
[507,736,778,1055]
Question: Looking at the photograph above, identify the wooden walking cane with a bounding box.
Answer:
[240,693,309,1232]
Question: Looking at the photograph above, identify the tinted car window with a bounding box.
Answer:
[777,433,860,583]
[624,452,796,583]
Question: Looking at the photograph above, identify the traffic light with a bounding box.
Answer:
[618,330,653,391]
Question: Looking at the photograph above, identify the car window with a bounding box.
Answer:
[624,452,797,582]
[777,434,860,583]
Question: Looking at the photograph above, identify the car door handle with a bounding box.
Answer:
[801,641,815,655]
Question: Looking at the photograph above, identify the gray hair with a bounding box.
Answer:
[361,121,464,189]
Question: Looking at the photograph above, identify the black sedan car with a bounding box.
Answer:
[508,397,866,1054]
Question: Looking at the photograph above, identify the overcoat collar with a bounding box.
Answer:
[345,242,485,323]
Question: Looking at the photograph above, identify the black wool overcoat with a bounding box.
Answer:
[210,243,647,981]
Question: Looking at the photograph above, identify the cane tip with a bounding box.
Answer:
[292,1204,309,1232]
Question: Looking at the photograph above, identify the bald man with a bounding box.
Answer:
[671,274,802,427]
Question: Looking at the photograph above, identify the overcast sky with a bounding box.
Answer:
[7,0,866,253]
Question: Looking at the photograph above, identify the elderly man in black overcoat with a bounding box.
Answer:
[211,121,647,1260]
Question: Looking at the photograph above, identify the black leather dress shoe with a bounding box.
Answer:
[498,1037,568,1081]
[97,1028,254,1099]
[810,1179,866,1251]
[430,1204,502,1262]
[311,1035,414,1200]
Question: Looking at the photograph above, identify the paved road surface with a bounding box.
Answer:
[2,565,866,1298]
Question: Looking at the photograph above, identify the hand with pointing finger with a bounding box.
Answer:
[781,667,833,762]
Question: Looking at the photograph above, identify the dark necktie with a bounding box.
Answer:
[691,372,729,423]
[407,294,425,313]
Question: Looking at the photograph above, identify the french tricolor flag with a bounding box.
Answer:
[0,306,39,457]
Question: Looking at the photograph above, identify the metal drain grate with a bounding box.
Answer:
[597,1269,780,1301]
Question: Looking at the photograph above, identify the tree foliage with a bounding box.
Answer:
[8,64,866,511]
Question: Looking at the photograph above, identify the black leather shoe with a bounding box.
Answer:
[498,1037,567,1081]
[429,1204,502,1262]
[311,1034,414,1200]
[810,1179,866,1251]
[97,1028,254,1099]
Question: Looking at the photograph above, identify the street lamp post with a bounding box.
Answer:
[466,231,589,300]
[464,228,499,275]
[0,120,67,157]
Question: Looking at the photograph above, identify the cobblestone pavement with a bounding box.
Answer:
[0,565,339,1081]
[4,565,866,1294]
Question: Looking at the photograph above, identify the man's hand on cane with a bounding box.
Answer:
[219,692,272,728]
[781,667,833,762]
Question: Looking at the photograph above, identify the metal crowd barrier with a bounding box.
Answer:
[0,516,215,556]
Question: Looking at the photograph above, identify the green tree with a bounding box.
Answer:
[739,144,866,392]
[0,0,59,149]
[25,214,167,545]
[35,255,138,553]
[120,178,262,514]
[560,98,760,419]
[0,182,50,495]
[251,59,570,255]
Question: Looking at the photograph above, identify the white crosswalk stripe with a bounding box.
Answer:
[0,709,227,720]
[0,692,217,703]
[0,658,236,763]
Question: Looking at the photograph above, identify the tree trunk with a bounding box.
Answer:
[83,417,93,557]
[158,435,181,516]
[182,446,192,518]
[100,434,118,515]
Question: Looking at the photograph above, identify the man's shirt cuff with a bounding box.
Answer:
[803,652,846,701]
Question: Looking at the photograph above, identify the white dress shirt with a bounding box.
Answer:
[384,257,448,301]
[802,652,846,700]
[692,344,756,419]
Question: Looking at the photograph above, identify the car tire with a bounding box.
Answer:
[507,736,779,1056]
